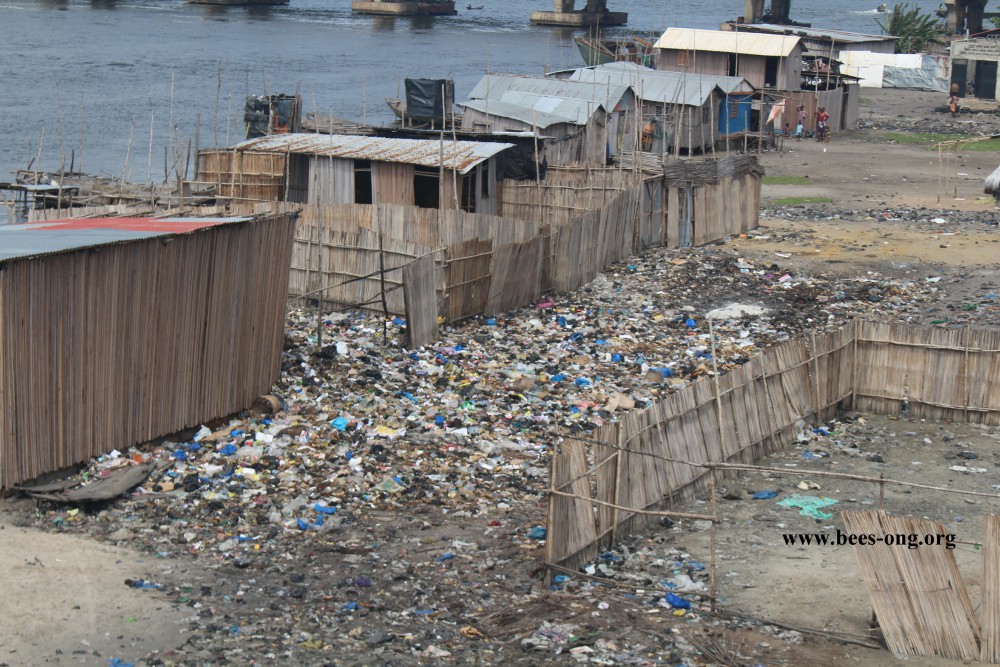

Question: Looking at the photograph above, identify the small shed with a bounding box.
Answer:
[951,31,1000,100]
[0,213,296,488]
[197,134,514,215]
[459,74,635,166]
[562,62,756,155]
[654,27,803,91]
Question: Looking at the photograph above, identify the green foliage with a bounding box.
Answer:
[876,3,946,53]
[770,196,834,205]
[990,15,1000,29]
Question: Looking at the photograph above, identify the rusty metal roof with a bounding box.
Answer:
[235,134,514,174]
[655,28,801,57]
[0,217,251,263]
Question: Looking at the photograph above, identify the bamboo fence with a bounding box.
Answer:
[547,318,998,572]
[0,212,296,489]
[843,510,981,661]
[983,515,1000,662]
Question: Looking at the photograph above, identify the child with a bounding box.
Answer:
[784,123,791,138]
[795,120,803,140]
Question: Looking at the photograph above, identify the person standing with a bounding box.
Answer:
[796,104,806,140]
[816,106,830,142]
[950,93,959,117]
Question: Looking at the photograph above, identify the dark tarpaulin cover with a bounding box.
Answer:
[404,79,455,120]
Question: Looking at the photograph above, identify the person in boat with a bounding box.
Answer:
[876,3,886,12]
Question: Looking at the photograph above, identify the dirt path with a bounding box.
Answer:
[0,522,190,666]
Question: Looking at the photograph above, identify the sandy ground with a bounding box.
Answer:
[0,526,189,666]
[0,86,997,666]
[676,414,1000,667]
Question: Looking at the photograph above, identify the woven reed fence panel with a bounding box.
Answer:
[289,221,427,316]
[547,320,1000,572]
[854,320,1000,425]
[197,150,286,201]
[499,166,639,227]
[445,239,493,323]
[486,236,544,317]
[843,510,980,661]
[983,515,1000,662]
[403,255,439,348]
[0,213,296,488]
[548,322,867,571]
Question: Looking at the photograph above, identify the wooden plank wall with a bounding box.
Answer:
[0,213,296,488]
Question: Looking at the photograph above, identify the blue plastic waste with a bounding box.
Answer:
[331,417,349,431]
[219,444,238,456]
[553,575,571,584]
[173,450,187,461]
[665,592,691,609]
[650,367,674,378]
[575,377,591,387]
[342,601,359,611]
[611,353,623,363]
[685,318,697,328]
[434,415,446,427]
[108,659,135,667]
[486,318,497,326]
[752,490,779,500]
[570,332,584,342]
[314,503,337,515]
[436,553,455,562]
[557,316,567,327]
[392,317,406,326]
[527,526,547,539]
[550,373,566,383]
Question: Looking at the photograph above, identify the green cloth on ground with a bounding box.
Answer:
[777,494,838,520]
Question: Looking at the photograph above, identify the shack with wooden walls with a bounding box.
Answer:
[558,62,756,156]
[655,27,803,91]
[0,213,297,489]
[458,74,635,166]
[197,134,514,214]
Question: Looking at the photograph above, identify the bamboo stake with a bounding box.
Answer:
[121,116,136,194]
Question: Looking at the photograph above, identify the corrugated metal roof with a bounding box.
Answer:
[462,74,630,126]
[0,217,250,263]
[458,98,589,128]
[654,27,801,57]
[741,23,897,44]
[568,62,754,105]
[235,134,513,174]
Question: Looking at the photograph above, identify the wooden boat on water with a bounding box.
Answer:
[575,35,656,68]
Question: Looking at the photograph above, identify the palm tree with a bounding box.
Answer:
[876,3,947,53]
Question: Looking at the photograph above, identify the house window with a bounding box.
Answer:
[461,172,476,213]
[480,161,490,198]
[413,166,440,209]
[354,160,372,205]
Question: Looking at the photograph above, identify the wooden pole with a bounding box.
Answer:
[121,115,136,194]
[214,62,222,147]
[147,110,155,184]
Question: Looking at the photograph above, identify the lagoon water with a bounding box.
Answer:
[0,0,935,178]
